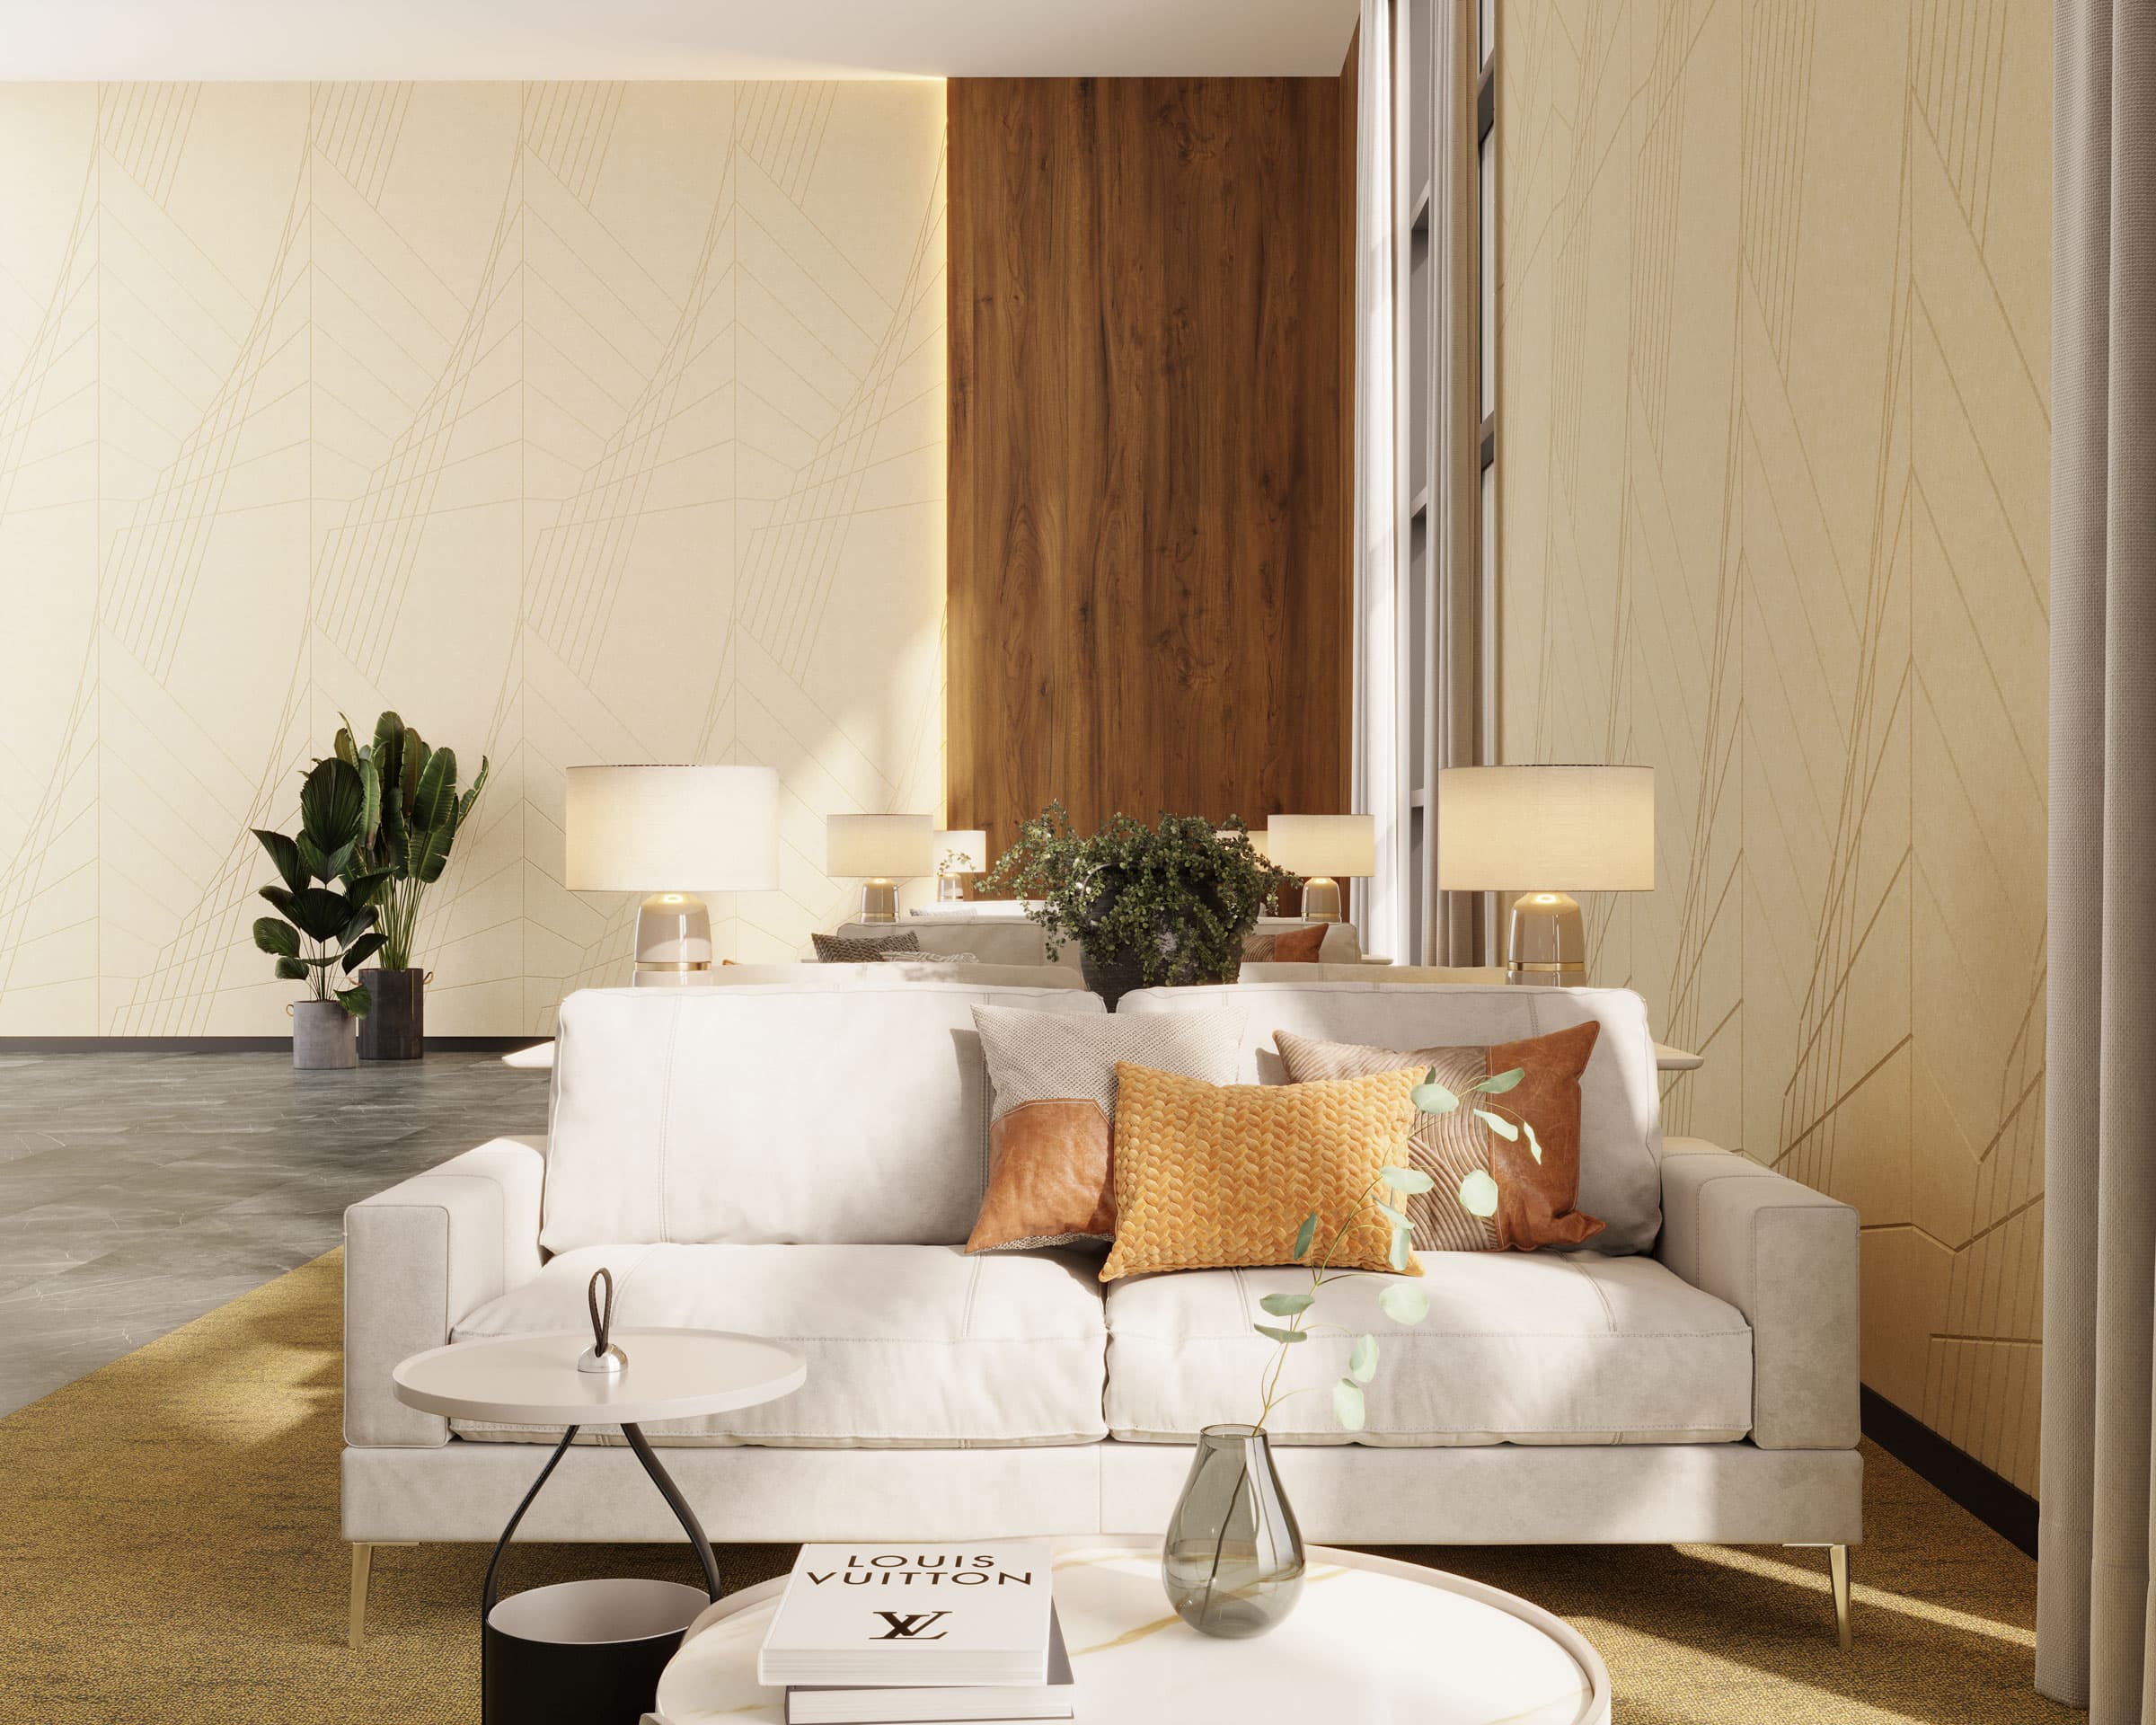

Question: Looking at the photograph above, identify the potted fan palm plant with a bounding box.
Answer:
[334,712,490,1061]
[252,757,389,1069]
[982,802,1291,1009]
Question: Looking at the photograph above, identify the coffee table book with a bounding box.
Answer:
[757,1543,1056,1689]
[785,1613,1074,1724]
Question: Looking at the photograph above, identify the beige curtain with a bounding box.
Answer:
[2038,0,2156,1713]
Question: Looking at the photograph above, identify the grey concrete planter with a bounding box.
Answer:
[293,999,358,1069]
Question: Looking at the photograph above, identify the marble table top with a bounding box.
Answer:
[653,1539,1608,1725]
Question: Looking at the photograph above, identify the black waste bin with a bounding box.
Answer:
[483,1577,709,1724]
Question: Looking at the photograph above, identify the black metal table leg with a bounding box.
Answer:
[481,1424,580,1722]
[623,1422,724,1602]
[476,1424,722,1721]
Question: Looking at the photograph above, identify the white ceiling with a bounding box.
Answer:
[0,0,1362,81]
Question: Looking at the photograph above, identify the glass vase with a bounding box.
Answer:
[1162,1424,1305,1638]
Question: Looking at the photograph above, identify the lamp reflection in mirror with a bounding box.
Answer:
[1266,814,1374,923]
[564,765,780,987]
[1435,765,1655,985]
[826,813,934,924]
[932,828,988,902]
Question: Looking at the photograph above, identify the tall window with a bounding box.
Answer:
[1393,1,1495,964]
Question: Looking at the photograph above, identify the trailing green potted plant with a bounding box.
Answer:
[334,711,490,1061]
[981,802,1291,1008]
[252,757,389,1069]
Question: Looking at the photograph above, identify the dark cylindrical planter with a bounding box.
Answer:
[484,1579,707,1724]
[1079,951,1150,1011]
[292,999,357,1069]
[1081,948,1237,1011]
[358,968,425,1060]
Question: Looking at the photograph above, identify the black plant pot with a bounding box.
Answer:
[1081,948,1239,1012]
[1080,951,1150,1011]
[358,968,425,1060]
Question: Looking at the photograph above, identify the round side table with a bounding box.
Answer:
[393,1329,804,1725]
[654,1536,1610,1724]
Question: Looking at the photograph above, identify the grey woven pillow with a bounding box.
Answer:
[812,930,922,962]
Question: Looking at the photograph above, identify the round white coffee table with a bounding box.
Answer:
[394,1329,805,1722]
[652,1537,1609,1724]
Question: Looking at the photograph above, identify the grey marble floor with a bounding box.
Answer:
[0,1050,548,1417]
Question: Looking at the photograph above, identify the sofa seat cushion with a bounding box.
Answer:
[1103,1252,1751,1446]
[451,1243,1109,1448]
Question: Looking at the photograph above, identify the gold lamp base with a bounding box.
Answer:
[857,879,898,924]
[1506,889,1586,986]
[1301,876,1343,923]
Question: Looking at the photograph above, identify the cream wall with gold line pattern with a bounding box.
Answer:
[1497,0,2049,1489]
[0,82,946,1037]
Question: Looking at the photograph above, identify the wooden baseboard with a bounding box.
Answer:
[1860,1385,2037,1557]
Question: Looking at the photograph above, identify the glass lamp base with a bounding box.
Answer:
[856,880,898,924]
[1505,889,1586,986]
[632,892,712,986]
[1300,877,1342,922]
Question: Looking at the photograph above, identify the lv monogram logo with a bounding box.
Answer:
[872,1610,951,1641]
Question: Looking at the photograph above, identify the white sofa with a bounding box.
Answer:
[344,973,1860,1644]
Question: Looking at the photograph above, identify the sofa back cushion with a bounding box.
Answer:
[1118,983,1663,1253]
[716,961,1087,991]
[542,978,1106,1252]
[834,919,1069,968]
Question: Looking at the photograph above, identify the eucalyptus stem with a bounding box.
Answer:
[1253,1172,1387,1431]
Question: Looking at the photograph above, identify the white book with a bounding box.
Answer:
[784,1613,1074,1724]
[757,1543,1055,1689]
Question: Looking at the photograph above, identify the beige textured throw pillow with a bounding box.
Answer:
[966,1005,1246,1253]
[811,931,920,962]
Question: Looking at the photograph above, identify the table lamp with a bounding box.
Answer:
[1435,765,1655,985]
[932,828,988,902]
[1267,814,1375,924]
[564,765,779,986]
[826,813,933,924]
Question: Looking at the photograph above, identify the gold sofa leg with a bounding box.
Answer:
[1782,1543,1853,1649]
[349,1542,416,1649]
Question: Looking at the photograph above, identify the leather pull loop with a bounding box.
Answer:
[578,1268,627,1374]
[588,1266,614,1354]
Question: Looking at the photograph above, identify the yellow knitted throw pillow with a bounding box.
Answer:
[1101,1063,1427,1282]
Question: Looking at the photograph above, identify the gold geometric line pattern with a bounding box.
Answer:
[0,81,946,1040]
[1498,0,2048,1491]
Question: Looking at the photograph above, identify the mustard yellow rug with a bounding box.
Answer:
[0,1249,2083,1722]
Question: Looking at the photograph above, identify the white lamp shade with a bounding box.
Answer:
[1247,827,1269,860]
[826,812,934,879]
[1268,813,1375,879]
[932,829,988,876]
[564,765,779,893]
[1436,765,1655,891]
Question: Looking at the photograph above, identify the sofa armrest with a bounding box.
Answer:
[343,1137,545,1447]
[1656,1137,1860,1450]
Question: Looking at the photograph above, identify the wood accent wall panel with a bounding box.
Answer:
[948,77,1351,860]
